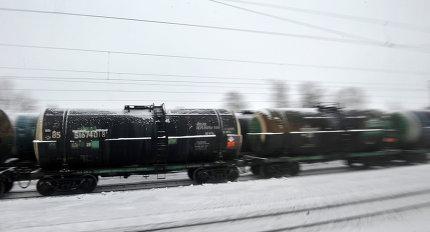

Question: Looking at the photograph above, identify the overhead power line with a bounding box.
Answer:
[0,7,428,53]
[208,0,378,42]
[1,65,429,87]
[0,75,427,92]
[221,0,430,34]
[0,98,299,103]
[0,94,423,103]
[0,75,267,86]
[1,88,425,99]
[0,75,241,89]
[0,88,275,95]
[0,43,429,76]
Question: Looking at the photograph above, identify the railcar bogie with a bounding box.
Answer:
[35,174,100,196]
[240,155,301,178]
[0,181,4,197]
[187,168,197,180]
[191,165,239,184]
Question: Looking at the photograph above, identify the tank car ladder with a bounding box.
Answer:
[153,105,168,179]
[124,104,169,179]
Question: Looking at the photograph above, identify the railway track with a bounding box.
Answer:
[137,188,430,232]
[1,174,261,200]
[2,165,352,200]
[1,178,195,200]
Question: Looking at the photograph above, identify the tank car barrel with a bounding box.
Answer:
[0,110,14,164]
[32,107,242,170]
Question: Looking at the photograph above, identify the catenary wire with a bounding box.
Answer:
[0,7,428,53]
[0,95,422,103]
[0,44,429,76]
[0,75,427,92]
[0,65,428,87]
[220,0,430,34]
[1,87,426,96]
[207,0,379,42]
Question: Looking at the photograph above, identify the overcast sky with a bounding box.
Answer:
[0,0,430,110]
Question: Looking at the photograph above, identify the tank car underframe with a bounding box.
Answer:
[0,161,239,197]
[0,161,42,197]
[240,149,429,178]
[0,167,15,196]
[238,154,301,178]
[346,149,428,167]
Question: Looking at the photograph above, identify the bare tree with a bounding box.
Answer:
[299,82,323,108]
[386,101,403,111]
[0,80,38,112]
[270,80,288,108]
[335,87,367,109]
[223,91,247,112]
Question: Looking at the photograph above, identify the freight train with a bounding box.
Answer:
[0,104,428,197]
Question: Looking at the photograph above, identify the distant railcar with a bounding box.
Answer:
[240,108,384,157]
[14,114,39,162]
[0,110,14,164]
[0,112,39,164]
[237,106,388,177]
[0,112,39,195]
[381,111,430,162]
[386,111,430,148]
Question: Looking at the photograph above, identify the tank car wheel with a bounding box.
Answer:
[288,162,300,176]
[79,175,98,193]
[187,168,196,180]
[193,168,210,184]
[227,167,239,182]
[250,165,261,176]
[0,181,5,197]
[260,165,276,179]
[37,177,58,196]
[346,159,356,168]
[4,180,13,193]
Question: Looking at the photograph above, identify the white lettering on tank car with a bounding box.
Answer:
[51,131,61,139]
[196,122,215,130]
[194,140,210,151]
[72,129,108,139]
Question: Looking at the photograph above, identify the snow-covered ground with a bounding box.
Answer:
[1,164,429,232]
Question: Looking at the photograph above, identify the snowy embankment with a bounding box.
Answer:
[1,164,430,232]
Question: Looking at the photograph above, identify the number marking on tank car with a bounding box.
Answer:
[51,131,61,139]
[72,129,108,139]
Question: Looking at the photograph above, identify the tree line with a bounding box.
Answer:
[224,80,367,111]
[0,80,38,112]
